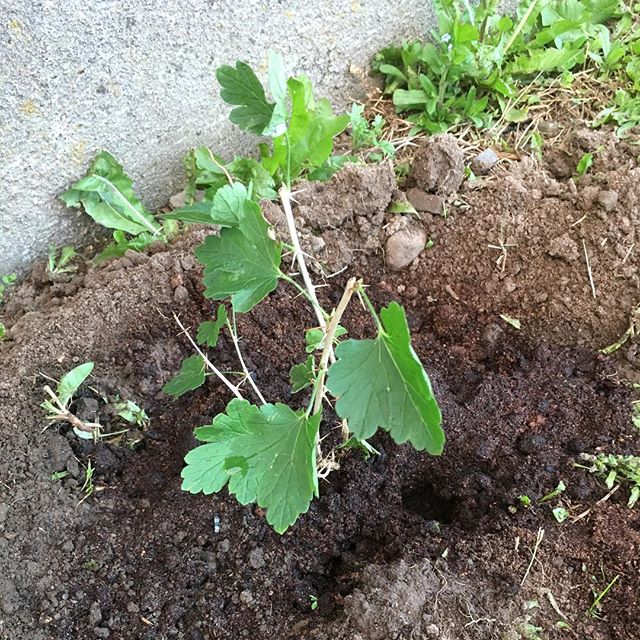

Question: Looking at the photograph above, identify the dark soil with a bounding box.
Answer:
[1,129,639,640]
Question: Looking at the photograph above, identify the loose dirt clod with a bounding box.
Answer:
[411,134,465,195]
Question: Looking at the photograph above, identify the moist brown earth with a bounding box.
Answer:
[0,128,639,640]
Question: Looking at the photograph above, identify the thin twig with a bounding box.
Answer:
[521,528,545,587]
[571,484,620,523]
[583,239,597,299]
[313,277,359,417]
[279,185,326,332]
[173,313,243,400]
[226,316,267,405]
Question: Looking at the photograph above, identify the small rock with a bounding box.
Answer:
[386,226,427,271]
[547,233,579,262]
[424,623,440,637]
[597,190,618,211]
[406,188,444,215]
[470,148,499,175]
[173,285,190,303]
[0,503,8,523]
[169,190,187,209]
[239,590,253,604]
[93,627,110,639]
[248,547,265,569]
[89,602,102,625]
[126,602,139,614]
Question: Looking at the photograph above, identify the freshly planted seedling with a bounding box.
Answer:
[164,54,444,533]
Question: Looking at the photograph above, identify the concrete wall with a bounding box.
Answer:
[0,0,437,274]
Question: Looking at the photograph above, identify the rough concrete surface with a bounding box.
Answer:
[0,0,437,274]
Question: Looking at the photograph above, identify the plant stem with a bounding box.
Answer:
[358,287,384,334]
[173,313,243,400]
[279,273,328,322]
[504,0,539,55]
[312,277,359,418]
[279,185,326,331]
[226,313,267,405]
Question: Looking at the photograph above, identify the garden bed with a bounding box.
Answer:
[1,127,639,640]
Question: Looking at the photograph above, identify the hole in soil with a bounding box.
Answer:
[401,483,458,525]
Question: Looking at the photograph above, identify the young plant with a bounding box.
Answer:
[48,245,78,275]
[349,104,395,161]
[0,273,16,305]
[164,53,444,534]
[61,151,179,261]
[41,362,101,440]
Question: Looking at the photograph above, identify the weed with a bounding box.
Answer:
[500,314,521,330]
[349,104,395,161]
[0,273,16,305]
[112,399,149,427]
[577,453,640,508]
[374,0,640,138]
[539,480,566,503]
[157,54,444,534]
[588,573,620,618]
[576,152,594,176]
[61,152,179,262]
[552,506,569,523]
[78,460,95,505]
[51,470,69,482]
[309,594,318,611]
[518,494,532,507]
[47,245,77,275]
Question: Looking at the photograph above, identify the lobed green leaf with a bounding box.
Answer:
[327,302,443,454]
[182,399,321,533]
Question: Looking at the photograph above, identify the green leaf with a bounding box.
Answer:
[194,203,282,312]
[265,76,349,181]
[306,155,356,182]
[540,480,566,503]
[393,89,430,111]
[165,181,260,226]
[327,302,443,454]
[163,355,207,397]
[0,322,5,341]
[264,50,288,137]
[197,304,228,347]
[217,61,275,135]
[163,202,219,225]
[226,158,277,200]
[61,151,160,236]
[57,362,94,408]
[552,507,569,523]
[388,199,418,215]
[576,152,594,176]
[290,355,316,393]
[305,325,347,353]
[182,399,321,533]
[500,314,521,330]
